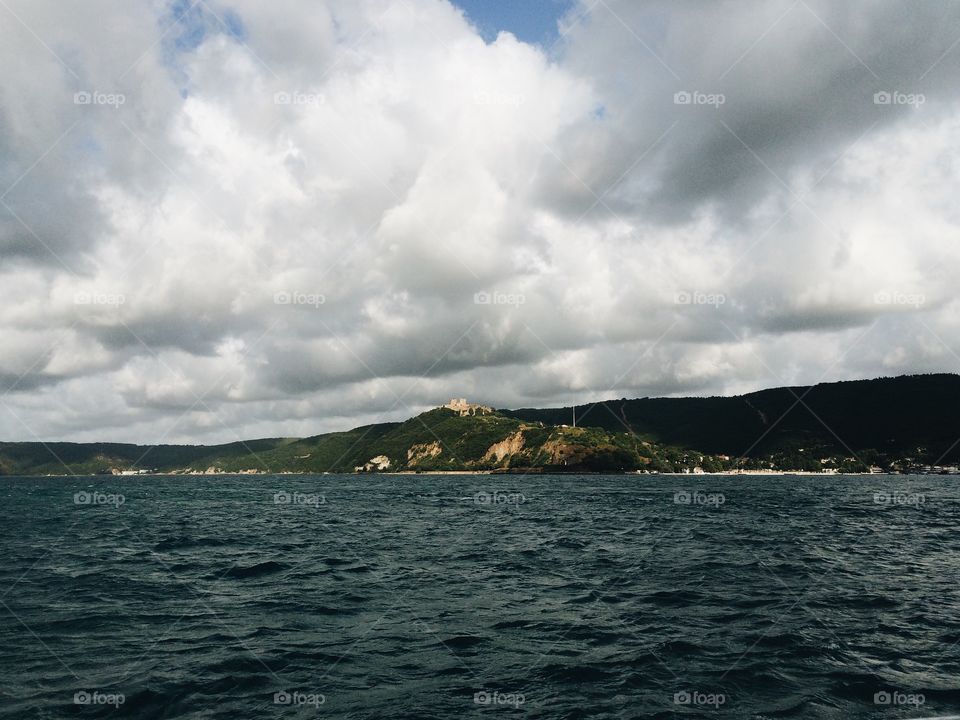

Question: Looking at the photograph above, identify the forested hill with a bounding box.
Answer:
[505,374,960,464]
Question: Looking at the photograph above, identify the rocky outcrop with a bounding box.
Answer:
[355,455,392,472]
[483,431,525,465]
[541,438,583,465]
[407,441,442,465]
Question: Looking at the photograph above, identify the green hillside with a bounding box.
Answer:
[0,407,708,475]
[506,373,960,468]
[2,374,958,475]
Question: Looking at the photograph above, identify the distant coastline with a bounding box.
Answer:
[0,469,936,480]
[2,375,960,477]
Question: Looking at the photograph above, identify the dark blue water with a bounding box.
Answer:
[1,474,959,719]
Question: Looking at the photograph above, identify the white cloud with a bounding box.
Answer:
[1,0,959,442]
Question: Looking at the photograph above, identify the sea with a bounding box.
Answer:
[1,473,958,719]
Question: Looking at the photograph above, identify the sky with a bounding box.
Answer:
[1,0,960,444]
[452,0,574,45]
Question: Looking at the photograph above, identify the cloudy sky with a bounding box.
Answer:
[1,0,959,444]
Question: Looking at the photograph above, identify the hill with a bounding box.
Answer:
[1,374,958,475]
[0,407,706,476]
[505,374,960,469]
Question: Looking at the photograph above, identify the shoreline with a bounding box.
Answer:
[0,470,935,478]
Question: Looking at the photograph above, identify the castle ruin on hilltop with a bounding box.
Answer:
[442,398,494,416]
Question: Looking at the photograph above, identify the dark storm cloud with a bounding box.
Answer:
[548,0,960,223]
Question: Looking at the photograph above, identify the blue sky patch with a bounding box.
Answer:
[452,0,574,46]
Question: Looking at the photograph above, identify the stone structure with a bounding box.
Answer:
[442,398,493,416]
